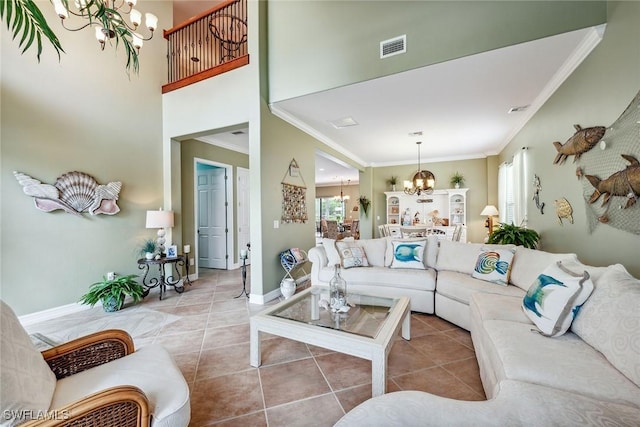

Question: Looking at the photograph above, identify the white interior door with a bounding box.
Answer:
[237,167,250,265]
[197,165,227,269]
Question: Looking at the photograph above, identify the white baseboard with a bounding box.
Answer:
[19,302,95,327]
[249,287,281,305]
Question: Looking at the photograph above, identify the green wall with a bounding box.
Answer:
[268,1,606,102]
[499,1,640,276]
[180,139,250,266]
[0,2,172,315]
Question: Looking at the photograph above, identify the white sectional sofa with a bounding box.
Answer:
[308,237,640,426]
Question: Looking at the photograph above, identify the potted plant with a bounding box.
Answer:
[358,196,371,217]
[139,239,157,260]
[386,176,398,191]
[487,222,540,249]
[450,172,465,189]
[79,274,145,312]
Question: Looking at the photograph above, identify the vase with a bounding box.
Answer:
[102,296,123,312]
[280,278,296,299]
[329,264,347,311]
[455,183,460,189]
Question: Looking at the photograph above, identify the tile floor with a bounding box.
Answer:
[25,268,485,426]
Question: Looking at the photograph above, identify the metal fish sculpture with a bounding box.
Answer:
[553,124,606,165]
[554,198,573,225]
[14,171,122,216]
[394,244,421,262]
[523,274,566,318]
[586,155,640,209]
[474,251,509,275]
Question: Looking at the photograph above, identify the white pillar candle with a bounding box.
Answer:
[183,245,190,254]
[240,249,248,258]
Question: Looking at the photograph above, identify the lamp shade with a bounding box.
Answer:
[480,205,499,216]
[146,210,174,229]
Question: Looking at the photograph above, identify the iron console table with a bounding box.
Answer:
[137,256,186,300]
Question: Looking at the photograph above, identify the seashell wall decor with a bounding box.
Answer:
[14,171,122,216]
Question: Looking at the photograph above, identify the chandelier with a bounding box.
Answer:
[51,0,158,72]
[404,141,435,196]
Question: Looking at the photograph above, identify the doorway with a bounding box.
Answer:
[195,159,234,270]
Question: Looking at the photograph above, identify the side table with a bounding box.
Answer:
[137,256,186,300]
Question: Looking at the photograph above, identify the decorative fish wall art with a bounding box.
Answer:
[552,124,606,165]
[533,174,545,214]
[554,198,573,225]
[14,171,122,216]
[586,154,640,223]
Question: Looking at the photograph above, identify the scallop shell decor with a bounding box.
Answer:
[14,171,122,216]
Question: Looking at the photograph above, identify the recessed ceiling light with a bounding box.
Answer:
[319,168,325,171]
[329,117,359,129]
[508,105,529,114]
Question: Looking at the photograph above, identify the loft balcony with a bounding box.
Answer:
[162,0,248,94]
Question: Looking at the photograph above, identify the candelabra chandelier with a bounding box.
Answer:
[404,141,435,196]
[51,0,158,72]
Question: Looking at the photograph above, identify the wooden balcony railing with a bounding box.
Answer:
[162,0,248,94]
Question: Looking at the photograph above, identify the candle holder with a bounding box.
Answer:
[182,245,192,287]
[235,243,250,299]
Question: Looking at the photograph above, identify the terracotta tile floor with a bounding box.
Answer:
[25,268,485,426]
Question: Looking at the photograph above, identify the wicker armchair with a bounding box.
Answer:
[1,300,190,427]
[21,330,150,427]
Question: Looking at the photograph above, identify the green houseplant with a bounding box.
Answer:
[386,176,398,191]
[138,239,158,260]
[79,274,145,312]
[450,172,465,188]
[487,222,540,249]
[358,196,371,217]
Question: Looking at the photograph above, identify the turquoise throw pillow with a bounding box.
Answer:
[390,240,426,269]
[471,247,515,286]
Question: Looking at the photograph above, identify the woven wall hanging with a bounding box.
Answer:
[281,159,308,224]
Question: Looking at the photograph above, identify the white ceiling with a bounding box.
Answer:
[192,23,605,186]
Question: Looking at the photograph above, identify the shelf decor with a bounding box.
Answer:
[281,159,308,223]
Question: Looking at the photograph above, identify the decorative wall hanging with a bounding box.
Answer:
[281,159,308,224]
[14,171,122,216]
[358,196,371,218]
[554,198,573,225]
[552,124,606,165]
[533,174,545,214]
[579,89,640,234]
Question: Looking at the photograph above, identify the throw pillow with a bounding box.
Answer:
[522,261,594,337]
[471,247,516,286]
[321,238,341,266]
[389,240,426,270]
[335,240,369,269]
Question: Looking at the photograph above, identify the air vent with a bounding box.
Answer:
[508,105,529,114]
[380,35,406,59]
[231,130,245,135]
[329,117,359,129]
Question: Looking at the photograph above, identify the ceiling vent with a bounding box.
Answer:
[231,130,245,135]
[508,105,529,114]
[380,35,406,59]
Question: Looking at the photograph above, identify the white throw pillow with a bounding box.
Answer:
[356,238,387,267]
[471,247,516,286]
[522,261,594,337]
[1,300,57,425]
[335,240,369,269]
[389,240,426,270]
[321,238,341,266]
[571,264,640,388]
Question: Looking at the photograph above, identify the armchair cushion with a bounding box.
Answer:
[1,300,56,425]
[50,344,190,427]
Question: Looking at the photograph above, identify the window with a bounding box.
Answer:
[315,197,345,222]
[498,148,528,226]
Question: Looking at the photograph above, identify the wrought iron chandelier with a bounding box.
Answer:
[404,141,435,196]
[51,0,158,72]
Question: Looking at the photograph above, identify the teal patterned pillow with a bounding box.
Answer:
[390,240,426,269]
[471,247,515,285]
[522,261,594,337]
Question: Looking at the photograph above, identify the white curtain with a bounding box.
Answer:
[498,148,528,226]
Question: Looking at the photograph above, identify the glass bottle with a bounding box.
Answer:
[329,264,347,311]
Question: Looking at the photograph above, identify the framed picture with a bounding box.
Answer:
[166,245,178,258]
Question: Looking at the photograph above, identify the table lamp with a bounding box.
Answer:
[146,208,174,254]
[480,205,499,236]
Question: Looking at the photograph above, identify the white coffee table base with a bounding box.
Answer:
[250,290,410,397]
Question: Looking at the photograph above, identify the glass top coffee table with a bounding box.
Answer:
[250,287,410,397]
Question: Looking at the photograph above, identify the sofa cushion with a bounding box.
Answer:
[50,344,190,427]
[384,235,438,268]
[470,293,532,325]
[318,266,436,292]
[389,240,426,270]
[522,261,594,337]
[357,238,387,267]
[1,300,57,426]
[437,270,525,306]
[509,246,578,291]
[335,240,369,268]
[479,319,640,407]
[436,241,515,275]
[321,238,342,266]
[571,264,640,388]
[472,247,515,286]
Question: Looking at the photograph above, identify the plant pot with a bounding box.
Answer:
[280,278,296,299]
[102,296,123,312]
[145,252,154,260]
[454,183,460,189]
